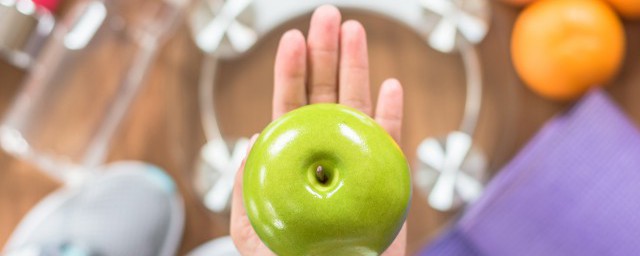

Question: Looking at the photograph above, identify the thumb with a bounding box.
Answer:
[230,134,261,251]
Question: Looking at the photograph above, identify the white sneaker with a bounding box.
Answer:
[187,236,240,256]
[2,161,185,256]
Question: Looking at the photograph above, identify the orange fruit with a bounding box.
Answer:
[511,0,625,101]
[606,0,640,19]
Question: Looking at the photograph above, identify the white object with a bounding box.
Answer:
[190,0,490,215]
[421,0,490,53]
[417,132,486,211]
[187,236,240,256]
[195,138,249,213]
[3,161,185,256]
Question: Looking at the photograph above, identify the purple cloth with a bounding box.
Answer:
[420,90,640,256]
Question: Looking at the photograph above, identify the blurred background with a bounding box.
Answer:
[0,0,639,254]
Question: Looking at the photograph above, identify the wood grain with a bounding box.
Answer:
[1,1,639,254]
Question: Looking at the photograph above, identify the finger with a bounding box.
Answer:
[339,20,372,115]
[375,79,404,142]
[382,222,407,256]
[273,30,307,120]
[307,5,341,103]
[230,134,274,255]
[230,134,258,228]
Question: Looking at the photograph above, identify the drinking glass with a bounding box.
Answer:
[0,0,186,183]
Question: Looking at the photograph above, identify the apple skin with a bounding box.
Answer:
[243,104,411,255]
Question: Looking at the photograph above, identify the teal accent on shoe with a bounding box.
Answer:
[61,244,91,256]
[145,165,176,194]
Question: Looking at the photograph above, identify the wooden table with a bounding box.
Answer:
[1,1,639,254]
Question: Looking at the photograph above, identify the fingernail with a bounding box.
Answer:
[384,78,401,87]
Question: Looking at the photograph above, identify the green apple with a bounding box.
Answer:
[243,104,411,255]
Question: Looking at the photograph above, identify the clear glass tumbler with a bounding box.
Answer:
[0,0,186,183]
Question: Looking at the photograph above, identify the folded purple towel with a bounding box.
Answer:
[420,90,640,256]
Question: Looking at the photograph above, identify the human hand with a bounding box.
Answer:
[230,5,406,256]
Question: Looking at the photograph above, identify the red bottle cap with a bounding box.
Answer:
[31,0,59,12]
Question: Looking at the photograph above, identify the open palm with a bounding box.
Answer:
[230,5,407,256]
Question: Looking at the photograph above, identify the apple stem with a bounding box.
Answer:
[316,166,327,184]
